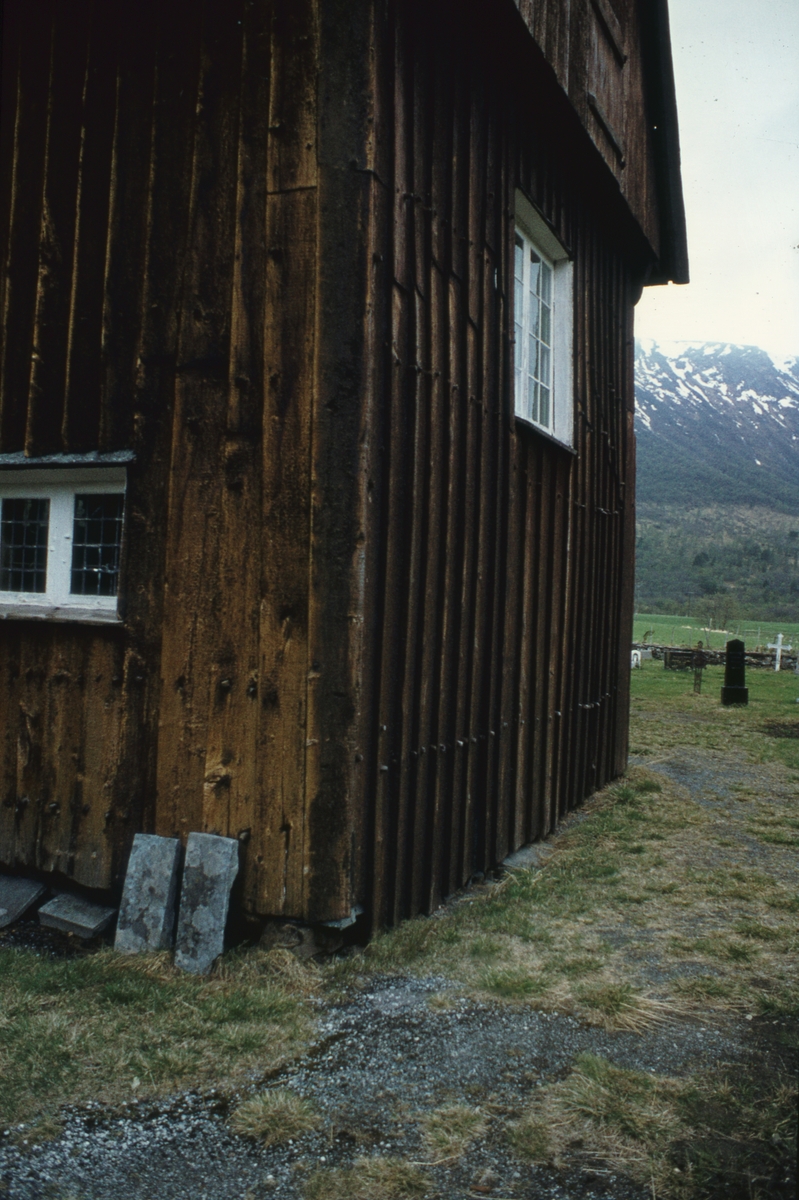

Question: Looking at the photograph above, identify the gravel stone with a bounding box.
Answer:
[0,974,768,1200]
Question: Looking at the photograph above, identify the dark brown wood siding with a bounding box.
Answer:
[357,0,638,926]
[0,0,646,925]
[0,0,370,918]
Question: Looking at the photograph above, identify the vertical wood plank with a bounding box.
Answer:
[98,4,158,452]
[306,0,376,921]
[155,0,244,850]
[0,1,54,452]
[258,189,316,913]
[463,103,501,878]
[361,0,393,931]
[24,1,92,454]
[400,29,447,917]
[60,1,120,451]
[202,0,271,914]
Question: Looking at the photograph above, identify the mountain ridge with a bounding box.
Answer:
[634,341,799,513]
[633,341,799,621]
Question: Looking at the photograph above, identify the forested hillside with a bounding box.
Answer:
[634,342,799,621]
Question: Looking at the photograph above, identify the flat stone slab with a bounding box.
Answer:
[115,834,181,954]
[38,894,116,938]
[0,876,46,928]
[174,833,238,975]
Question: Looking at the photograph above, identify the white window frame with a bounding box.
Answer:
[513,191,574,449]
[0,466,126,624]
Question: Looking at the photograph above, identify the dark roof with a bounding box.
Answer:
[641,0,690,285]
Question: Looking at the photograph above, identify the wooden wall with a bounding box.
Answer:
[355,0,640,926]
[0,0,647,925]
[0,0,171,890]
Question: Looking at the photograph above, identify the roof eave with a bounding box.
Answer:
[640,0,690,286]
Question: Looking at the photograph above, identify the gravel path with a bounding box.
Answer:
[1,975,758,1200]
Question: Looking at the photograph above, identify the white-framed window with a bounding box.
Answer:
[0,465,126,623]
[513,191,574,449]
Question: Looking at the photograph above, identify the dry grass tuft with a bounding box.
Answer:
[419,1103,486,1161]
[7,1115,63,1149]
[303,1156,430,1200]
[229,1087,320,1144]
[508,1054,686,1192]
[574,984,682,1032]
[213,947,320,995]
[507,1049,797,1198]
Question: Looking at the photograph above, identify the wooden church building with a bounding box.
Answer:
[0,0,687,928]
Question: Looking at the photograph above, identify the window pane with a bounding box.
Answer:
[70,494,124,596]
[529,250,540,295]
[529,334,539,379]
[514,238,524,405]
[528,375,538,424]
[529,292,539,338]
[539,386,550,429]
[514,278,524,364]
[540,344,551,386]
[540,302,551,346]
[540,261,552,305]
[0,498,49,592]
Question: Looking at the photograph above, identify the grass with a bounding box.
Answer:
[627,658,799,773]
[419,1103,486,1161]
[354,733,799,1027]
[229,1088,320,1144]
[633,610,799,649]
[326,666,798,1195]
[0,947,314,1128]
[507,1053,796,1199]
[303,1157,430,1200]
[1,666,796,1199]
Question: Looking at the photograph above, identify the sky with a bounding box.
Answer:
[635,0,799,360]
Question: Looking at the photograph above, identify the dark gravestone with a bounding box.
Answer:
[721,638,748,706]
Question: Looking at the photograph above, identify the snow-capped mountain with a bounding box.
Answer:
[634,342,799,511]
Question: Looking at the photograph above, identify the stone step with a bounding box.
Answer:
[38,894,117,938]
[0,876,47,929]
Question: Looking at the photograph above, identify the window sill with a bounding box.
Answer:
[0,602,121,625]
[515,416,578,456]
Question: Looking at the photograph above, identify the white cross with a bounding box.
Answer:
[766,632,793,672]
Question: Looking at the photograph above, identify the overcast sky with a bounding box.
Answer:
[634,0,799,360]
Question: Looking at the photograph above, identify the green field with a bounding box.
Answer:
[629,658,799,774]
[633,611,799,651]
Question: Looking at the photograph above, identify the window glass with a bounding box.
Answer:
[0,497,49,593]
[514,228,554,432]
[514,235,525,403]
[70,493,124,596]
